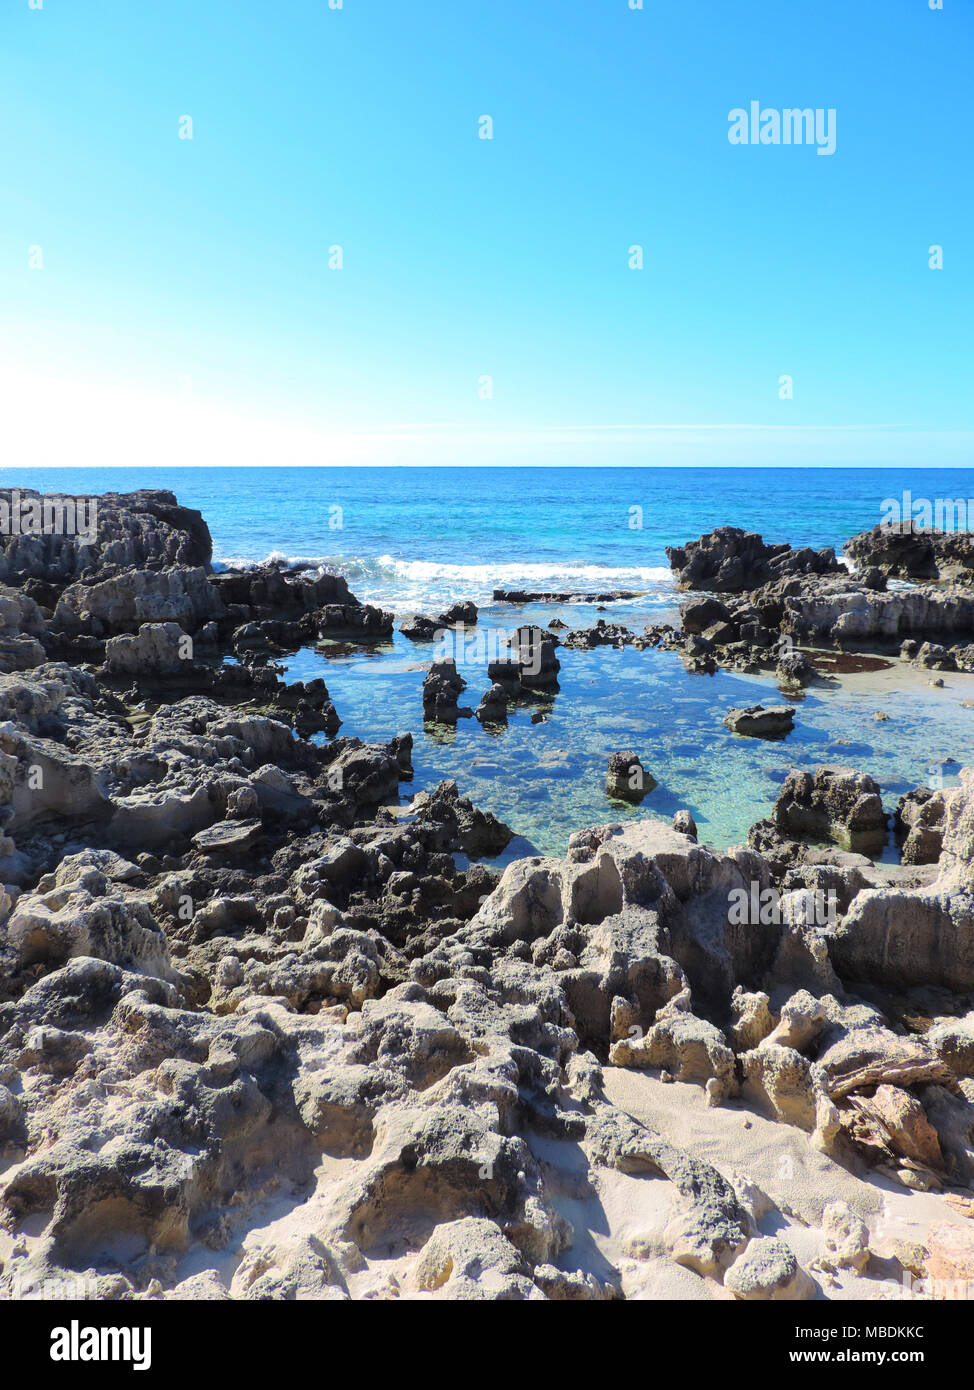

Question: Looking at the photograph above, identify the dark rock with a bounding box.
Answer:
[494,588,642,604]
[753,766,888,857]
[667,527,839,593]
[606,751,656,802]
[422,659,470,721]
[844,521,974,583]
[723,705,795,739]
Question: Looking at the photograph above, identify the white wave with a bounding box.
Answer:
[211,548,676,608]
[372,556,673,585]
[214,549,349,572]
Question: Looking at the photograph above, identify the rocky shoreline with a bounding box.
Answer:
[1,491,973,1303]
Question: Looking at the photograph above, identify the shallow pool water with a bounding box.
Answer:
[279,599,974,863]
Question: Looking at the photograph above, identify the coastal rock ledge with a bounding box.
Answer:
[0,491,972,1302]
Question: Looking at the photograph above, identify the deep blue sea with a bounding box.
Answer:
[5,466,974,859]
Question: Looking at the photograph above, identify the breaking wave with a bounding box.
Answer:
[211,550,675,606]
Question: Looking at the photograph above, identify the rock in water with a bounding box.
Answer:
[606,751,656,802]
[723,704,795,739]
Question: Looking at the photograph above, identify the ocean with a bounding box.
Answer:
[5,465,974,860]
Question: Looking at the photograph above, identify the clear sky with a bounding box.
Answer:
[1,0,970,466]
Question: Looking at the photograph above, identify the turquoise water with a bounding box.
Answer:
[5,466,974,856]
[8,465,969,608]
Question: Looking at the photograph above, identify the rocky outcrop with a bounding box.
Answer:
[781,580,974,647]
[53,566,224,638]
[749,767,888,857]
[0,587,47,673]
[895,785,947,865]
[104,622,193,677]
[505,626,560,690]
[666,527,840,593]
[825,768,974,992]
[400,601,477,641]
[4,488,974,1304]
[422,660,470,722]
[475,682,509,725]
[0,488,212,586]
[845,521,974,583]
[563,620,635,650]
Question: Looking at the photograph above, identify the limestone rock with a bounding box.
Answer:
[724,1237,815,1300]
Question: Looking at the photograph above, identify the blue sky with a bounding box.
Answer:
[0,0,970,466]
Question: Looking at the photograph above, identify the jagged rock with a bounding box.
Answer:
[230,1234,349,1300]
[775,652,815,689]
[740,1044,838,1146]
[475,683,509,725]
[0,720,110,830]
[506,626,560,690]
[826,770,974,991]
[921,1087,974,1185]
[913,641,957,671]
[729,988,774,1052]
[672,810,697,840]
[757,766,888,857]
[0,587,47,673]
[422,660,469,721]
[405,781,513,859]
[104,621,193,676]
[191,818,263,857]
[0,488,212,585]
[681,597,733,634]
[848,1085,942,1168]
[667,527,839,593]
[1,861,172,984]
[412,1218,536,1299]
[764,990,828,1053]
[895,786,946,865]
[783,581,974,647]
[563,620,634,650]
[400,601,477,642]
[845,521,974,583]
[494,588,641,604]
[316,603,394,641]
[926,1014,974,1078]
[53,565,224,639]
